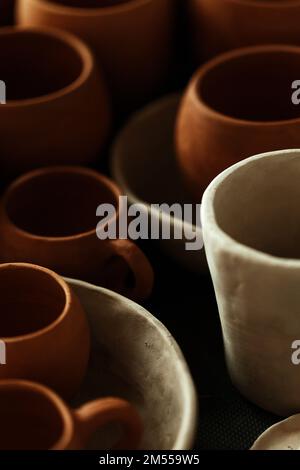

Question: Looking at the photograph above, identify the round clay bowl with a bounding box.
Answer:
[189,0,300,61]
[0,26,110,177]
[251,415,300,450]
[16,0,174,111]
[176,44,300,201]
[66,277,198,450]
[111,94,207,273]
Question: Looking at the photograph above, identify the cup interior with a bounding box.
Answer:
[5,170,118,237]
[0,30,83,100]
[0,385,65,449]
[213,152,300,258]
[198,48,300,122]
[48,0,130,7]
[0,265,66,337]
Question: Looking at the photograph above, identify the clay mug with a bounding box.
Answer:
[176,45,300,201]
[0,26,110,177]
[16,0,174,110]
[0,166,154,301]
[0,380,142,449]
[0,263,90,399]
[189,0,300,62]
[201,148,300,416]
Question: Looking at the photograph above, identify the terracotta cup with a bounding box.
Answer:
[16,0,174,110]
[0,380,142,450]
[0,263,90,399]
[201,149,300,416]
[0,26,110,177]
[0,166,154,301]
[176,44,300,201]
[189,0,300,62]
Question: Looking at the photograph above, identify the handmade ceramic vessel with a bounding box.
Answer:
[111,94,207,273]
[0,263,90,399]
[201,149,300,416]
[0,166,153,301]
[16,0,174,110]
[251,414,300,450]
[189,0,300,61]
[0,26,110,177]
[67,278,198,449]
[0,380,142,450]
[176,45,300,201]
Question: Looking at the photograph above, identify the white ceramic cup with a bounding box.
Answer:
[201,149,300,416]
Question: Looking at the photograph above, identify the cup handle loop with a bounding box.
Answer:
[75,397,143,450]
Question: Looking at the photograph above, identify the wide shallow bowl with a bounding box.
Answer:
[111,94,207,273]
[67,278,198,450]
[251,415,300,450]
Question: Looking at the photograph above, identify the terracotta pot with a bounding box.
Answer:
[1,0,14,24]
[189,0,300,62]
[0,263,90,399]
[0,166,154,301]
[0,380,142,449]
[16,0,174,110]
[0,26,110,177]
[176,45,300,201]
[202,149,300,416]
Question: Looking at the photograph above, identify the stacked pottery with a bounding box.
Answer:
[16,0,175,110]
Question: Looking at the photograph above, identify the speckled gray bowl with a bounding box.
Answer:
[67,278,198,450]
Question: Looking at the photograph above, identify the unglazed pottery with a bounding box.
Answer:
[67,278,198,450]
[189,0,300,61]
[0,26,110,177]
[16,0,174,110]
[0,166,153,301]
[0,380,142,450]
[201,149,300,416]
[251,415,300,450]
[176,45,300,201]
[111,94,207,273]
[0,263,90,399]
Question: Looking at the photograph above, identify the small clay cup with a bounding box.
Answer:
[0,380,142,450]
[176,44,300,201]
[0,166,154,301]
[201,149,300,416]
[0,26,110,177]
[0,263,90,399]
[16,0,174,110]
[189,0,300,61]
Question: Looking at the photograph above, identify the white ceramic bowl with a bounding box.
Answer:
[67,278,198,450]
[110,94,207,273]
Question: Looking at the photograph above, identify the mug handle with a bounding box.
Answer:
[107,239,154,301]
[75,397,143,450]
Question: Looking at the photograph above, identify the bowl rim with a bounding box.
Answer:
[66,276,198,450]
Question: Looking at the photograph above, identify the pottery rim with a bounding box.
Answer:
[0,26,93,107]
[0,263,71,343]
[0,379,74,449]
[66,276,198,450]
[111,95,201,239]
[1,166,121,242]
[191,44,300,127]
[201,149,300,269]
[24,0,154,16]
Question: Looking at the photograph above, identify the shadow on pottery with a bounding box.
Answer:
[0,380,142,450]
[202,149,300,416]
[0,263,90,399]
[0,26,110,177]
[0,166,154,301]
[189,0,300,61]
[176,45,300,201]
[111,94,207,273]
[67,278,198,450]
[16,0,175,111]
